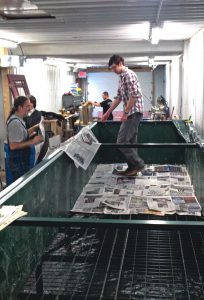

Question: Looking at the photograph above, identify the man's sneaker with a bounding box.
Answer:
[112,165,144,176]
[112,168,127,175]
[123,167,141,176]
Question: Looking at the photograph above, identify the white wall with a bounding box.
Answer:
[87,72,118,102]
[87,70,153,113]
[165,62,170,108]
[182,30,204,134]
[16,59,75,112]
[153,65,166,104]
[137,71,152,111]
[169,56,183,118]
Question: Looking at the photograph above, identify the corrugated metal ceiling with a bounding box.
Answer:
[0,0,204,64]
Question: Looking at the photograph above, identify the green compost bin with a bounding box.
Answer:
[91,120,187,164]
[0,120,204,300]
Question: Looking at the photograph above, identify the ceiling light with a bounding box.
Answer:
[161,22,202,40]
[148,58,154,66]
[151,27,161,45]
[0,38,18,48]
[123,22,150,40]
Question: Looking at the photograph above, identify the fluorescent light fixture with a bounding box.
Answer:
[0,38,18,48]
[75,63,87,69]
[45,58,68,66]
[123,22,150,40]
[125,56,149,63]
[148,58,154,65]
[151,27,161,45]
[161,22,203,40]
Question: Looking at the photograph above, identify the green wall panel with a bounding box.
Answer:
[0,120,198,299]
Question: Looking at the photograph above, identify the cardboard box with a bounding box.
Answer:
[49,135,61,149]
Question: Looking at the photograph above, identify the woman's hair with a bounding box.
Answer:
[7,96,29,121]
[29,95,37,108]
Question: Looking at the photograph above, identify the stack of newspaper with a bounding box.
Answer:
[0,205,27,231]
[71,164,202,216]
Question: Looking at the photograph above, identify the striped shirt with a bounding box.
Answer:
[117,67,143,115]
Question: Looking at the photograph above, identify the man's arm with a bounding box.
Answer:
[93,101,101,107]
[124,96,136,113]
[120,96,136,122]
[101,98,120,122]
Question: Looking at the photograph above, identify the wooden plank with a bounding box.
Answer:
[0,47,8,56]
[1,68,12,120]
[0,48,12,121]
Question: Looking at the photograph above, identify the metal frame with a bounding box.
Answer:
[3,141,200,230]
[101,143,197,148]
[1,119,201,230]
[13,217,204,230]
[17,223,204,299]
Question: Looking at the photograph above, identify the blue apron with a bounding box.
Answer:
[5,118,35,185]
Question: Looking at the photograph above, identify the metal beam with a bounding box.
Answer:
[12,216,204,230]
[156,0,164,25]
[12,40,184,58]
[100,143,197,148]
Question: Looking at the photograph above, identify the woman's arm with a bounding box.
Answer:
[9,135,43,150]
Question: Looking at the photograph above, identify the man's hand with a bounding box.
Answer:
[120,114,128,122]
[101,112,110,122]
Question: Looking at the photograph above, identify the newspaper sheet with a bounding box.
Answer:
[62,127,101,170]
[128,196,164,215]
[171,196,201,216]
[0,205,27,231]
[82,186,104,195]
[170,184,194,196]
[71,164,202,217]
[39,116,45,140]
[102,196,130,210]
[147,197,175,214]
[71,195,104,212]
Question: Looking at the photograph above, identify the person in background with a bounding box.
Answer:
[24,95,49,163]
[24,95,42,128]
[6,96,42,183]
[93,91,113,120]
[102,54,144,176]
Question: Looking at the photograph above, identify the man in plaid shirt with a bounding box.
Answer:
[102,55,144,176]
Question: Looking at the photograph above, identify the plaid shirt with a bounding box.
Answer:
[117,67,143,115]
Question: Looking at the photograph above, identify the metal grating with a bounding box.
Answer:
[18,223,204,300]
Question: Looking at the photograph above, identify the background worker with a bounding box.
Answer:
[93,91,113,120]
[102,54,144,176]
[24,95,42,128]
[24,95,49,162]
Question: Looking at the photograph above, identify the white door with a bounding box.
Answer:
[87,70,153,114]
